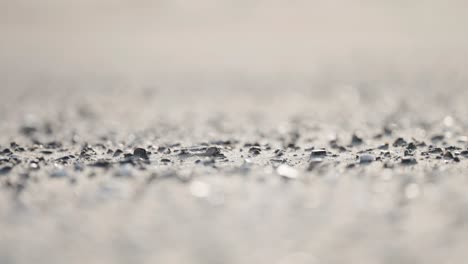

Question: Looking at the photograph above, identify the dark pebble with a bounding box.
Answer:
[393,138,407,147]
[378,143,389,150]
[401,157,417,165]
[0,166,12,175]
[431,134,445,142]
[0,149,12,155]
[351,134,363,146]
[444,151,455,160]
[90,160,113,168]
[248,147,261,156]
[429,147,443,154]
[133,148,149,160]
[359,154,376,164]
[310,149,327,157]
[204,146,223,157]
[113,149,123,157]
[406,142,417,151]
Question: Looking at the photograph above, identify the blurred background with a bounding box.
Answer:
[1,0,467,86]
[2,0,468,137]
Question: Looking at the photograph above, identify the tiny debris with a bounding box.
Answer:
[401,157,417,165]
[359,154,376,164]
[393,138,407,147]
[113,149,123,157]
[431,134,445,143]
[133,148,149,160]
[0,166,12,175]
[310,149,327,157]
[378,143,389,150]
[351,134,364,146]
[90,160,113,168]
[248,147,261,156]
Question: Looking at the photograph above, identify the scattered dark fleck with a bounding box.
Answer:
[1,149,12,155]
[406,142,417,151]
[444,151,455,160]
[359,154,376,164]
[161,158,171,163]
[377,143,389,150]
[90,160,113,168]
[0,166,12,175]
[310,149,327,157]
[401,157,417,165]
[393,138,407,147]
[431,134,445,143]
[45,141,62,149]
[274,149,284,157]
[351,134,363,146]
[248,147,261,156]
[133,148,149,160]
[20,125,37,136]
[113,149,123,157]
[429,147,443,154]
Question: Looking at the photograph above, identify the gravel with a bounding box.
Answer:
[1,80,468,264]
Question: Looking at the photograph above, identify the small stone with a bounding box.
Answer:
[431,134,445,142]
[359,154,376,164]
[378,143,389,150]
[160,158,171,163]
[91,160,112,168]
[276,164,299,179]
[393,138,407,147]
[0,166,12,175]
[406,142,417,151]
[204,147,222,157]
[310,149,327,157]
[351,134,363,145]
[113,149,123,157]
[248,147,261,156]
[1,149,12,155]
[133,148,149,160]
[429,147,443,154]
[401,157,417,165]
[443,151,455,160]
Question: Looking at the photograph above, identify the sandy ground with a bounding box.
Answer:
[2,1,468,263]
[1,79,468,264]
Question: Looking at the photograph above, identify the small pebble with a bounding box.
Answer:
[133,148,149,160]
[359,154,376,164]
